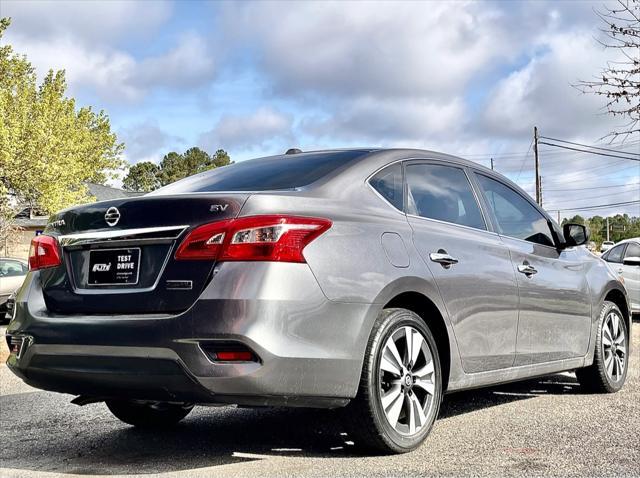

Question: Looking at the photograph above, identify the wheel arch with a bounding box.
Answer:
[383,291,453,392]
[604,287,631,338]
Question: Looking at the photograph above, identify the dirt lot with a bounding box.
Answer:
[1,319,639,478]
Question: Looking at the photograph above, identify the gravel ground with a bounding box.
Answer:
[1,319,638,478]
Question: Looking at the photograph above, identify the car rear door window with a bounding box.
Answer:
[624,242,640,259]
[405,163,485,230]
[606,244,626,263]
[475,174,555,247]
[369,162,403,210]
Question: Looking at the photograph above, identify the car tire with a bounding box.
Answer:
[576,301,628,393]
[106,400,194,427]
[345,308,442,454]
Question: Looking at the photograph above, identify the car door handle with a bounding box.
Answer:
[429,251,458,268]
[517,263,538,276]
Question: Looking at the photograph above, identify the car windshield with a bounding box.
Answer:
[149,150,370,195]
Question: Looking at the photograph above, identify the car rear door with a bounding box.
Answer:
[473,172,592,366]
[405,160,519,373]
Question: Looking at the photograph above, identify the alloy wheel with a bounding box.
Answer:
[379,326,436,436]
[602,311,626,382]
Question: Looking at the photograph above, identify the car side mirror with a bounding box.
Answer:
[563,223,590,247]
[623,256,640,266]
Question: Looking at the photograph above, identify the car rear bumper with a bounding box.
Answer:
[6,263,378,408]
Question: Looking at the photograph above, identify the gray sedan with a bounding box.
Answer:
[6,149,631,454]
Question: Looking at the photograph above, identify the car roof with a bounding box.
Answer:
[0,257,27,263]
[303,147,494,172]
[613,237,640,245]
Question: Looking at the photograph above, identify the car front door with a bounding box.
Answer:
[473,172,592,366]
[405,161,519,373]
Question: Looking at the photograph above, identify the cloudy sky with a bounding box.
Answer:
[3,0,639,219]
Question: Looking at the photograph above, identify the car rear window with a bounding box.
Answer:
[149,150,370,195]
[369,163,403,210]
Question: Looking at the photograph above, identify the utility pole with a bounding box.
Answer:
[539,176,543,207]
[606,216,610,242]
[490,158,494,170]
[557,210,561,224]
[533,126,540,206]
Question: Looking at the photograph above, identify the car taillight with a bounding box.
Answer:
[28,235,62,270]
[175,215,331,263]
[173,219,233,260]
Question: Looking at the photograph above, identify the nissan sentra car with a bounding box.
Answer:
[6,149,630,454]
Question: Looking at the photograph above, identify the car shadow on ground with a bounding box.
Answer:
[1,372,585,475]
[439,372,580,420]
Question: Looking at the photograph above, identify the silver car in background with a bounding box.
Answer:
[602,238,640,314]
[6,149,631,454]
[601,240,615,253]
[0,257,28,314]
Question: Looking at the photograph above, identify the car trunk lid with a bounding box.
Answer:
[40,194,248,314]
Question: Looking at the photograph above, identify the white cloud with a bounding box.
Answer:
[3,0,172,45]
[482,30,620,139]
[4,1,215,103]
[119,120,184,163]
[200,107,293,151]
[302,96,466,143]
[135,33,215,90]
[224,1,512,99]
[7,35,141,101]
[5,31,216,103]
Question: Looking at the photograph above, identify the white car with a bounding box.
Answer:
[601,238,640,314]
[601,241,615,253]
[0,257,28,312]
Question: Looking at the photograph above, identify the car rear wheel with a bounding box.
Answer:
[106,400,194,427]
[576,301,628,393]
[345,308,442,454]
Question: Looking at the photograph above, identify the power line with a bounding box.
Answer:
[543,162,639,183]
[538,141,640,161]
[546,189,639,204]
[539,135,640,158]
[544,182,640,192]
[461,139,640,159]
[546,199,640,212]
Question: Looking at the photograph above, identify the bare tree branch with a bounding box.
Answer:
[574,0,640,139]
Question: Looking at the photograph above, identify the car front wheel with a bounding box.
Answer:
[345,308,442,454]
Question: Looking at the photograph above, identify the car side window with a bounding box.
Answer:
[606,244,626,264]
[0,260,26,277]
[369,163,403,211]
[624,242,640,259]
[475,174,555,247]
[405,163,485,230]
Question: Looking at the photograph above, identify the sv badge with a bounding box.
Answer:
[210,204,229,212]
